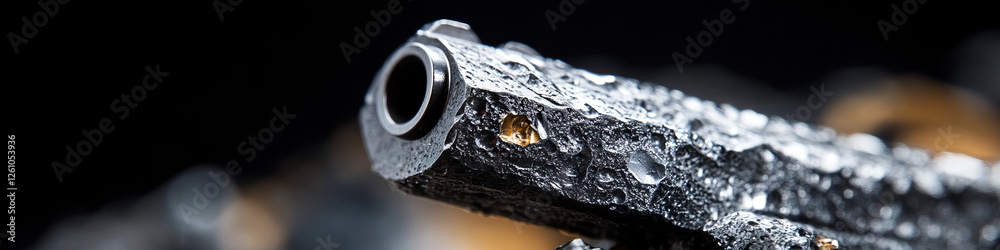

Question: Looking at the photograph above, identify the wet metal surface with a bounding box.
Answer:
[360,20,1000,249]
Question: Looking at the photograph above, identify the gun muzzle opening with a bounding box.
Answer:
[376,42,450,140]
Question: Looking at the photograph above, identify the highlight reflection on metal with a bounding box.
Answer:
[359,19,1000,249]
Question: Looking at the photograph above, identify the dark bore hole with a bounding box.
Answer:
[385,55,427,123]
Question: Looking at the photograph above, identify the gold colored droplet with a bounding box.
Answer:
[499,113,541,146]
[814,234,839,250]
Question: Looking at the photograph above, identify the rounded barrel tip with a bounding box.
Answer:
[375,42,450,140]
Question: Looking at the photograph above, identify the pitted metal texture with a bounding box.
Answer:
[360,19,1000,249]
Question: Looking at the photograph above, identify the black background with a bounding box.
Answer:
[3,0,996,248]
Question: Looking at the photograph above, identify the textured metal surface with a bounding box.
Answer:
[360,20,1000,249]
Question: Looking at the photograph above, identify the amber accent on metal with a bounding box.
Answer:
[815,234,840,250]
[499,113,541,146]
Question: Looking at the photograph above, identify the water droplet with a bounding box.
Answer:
[648,133,667,153]
[703,177,715,186]
[464,97,486,118]
[502,61,530,71]
[759,150,775,162]
[688,119,704,131]
[845,133,885,155]
[739,109,769,130]
[879,205,893,219]
[739,194,754,209]
[596,168,615,183]
[793,123,813,138]
[817,150,841,173]
[682,97,703,112]
[895,221,916,238]
[752,191,767,210]
[532,114,549,140]
[627,151,666,185]
[555,135,583,155]
[669,89,685,100]
[611,189,627,204]
[819,177,832,191]
[854,164,886,180]
[843,189,854,199]
[913,168,945,198]
[475,134,497,150]
[891,177,911,194]
[981,225,999,242]
[718,185,734,200]
[498,113,542,146]
[932,153,986,180]
[779,142,810,165]
[444,127,460,149]
[580,71,615,85]
[779,207,790,215]
[580,103,600,119]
